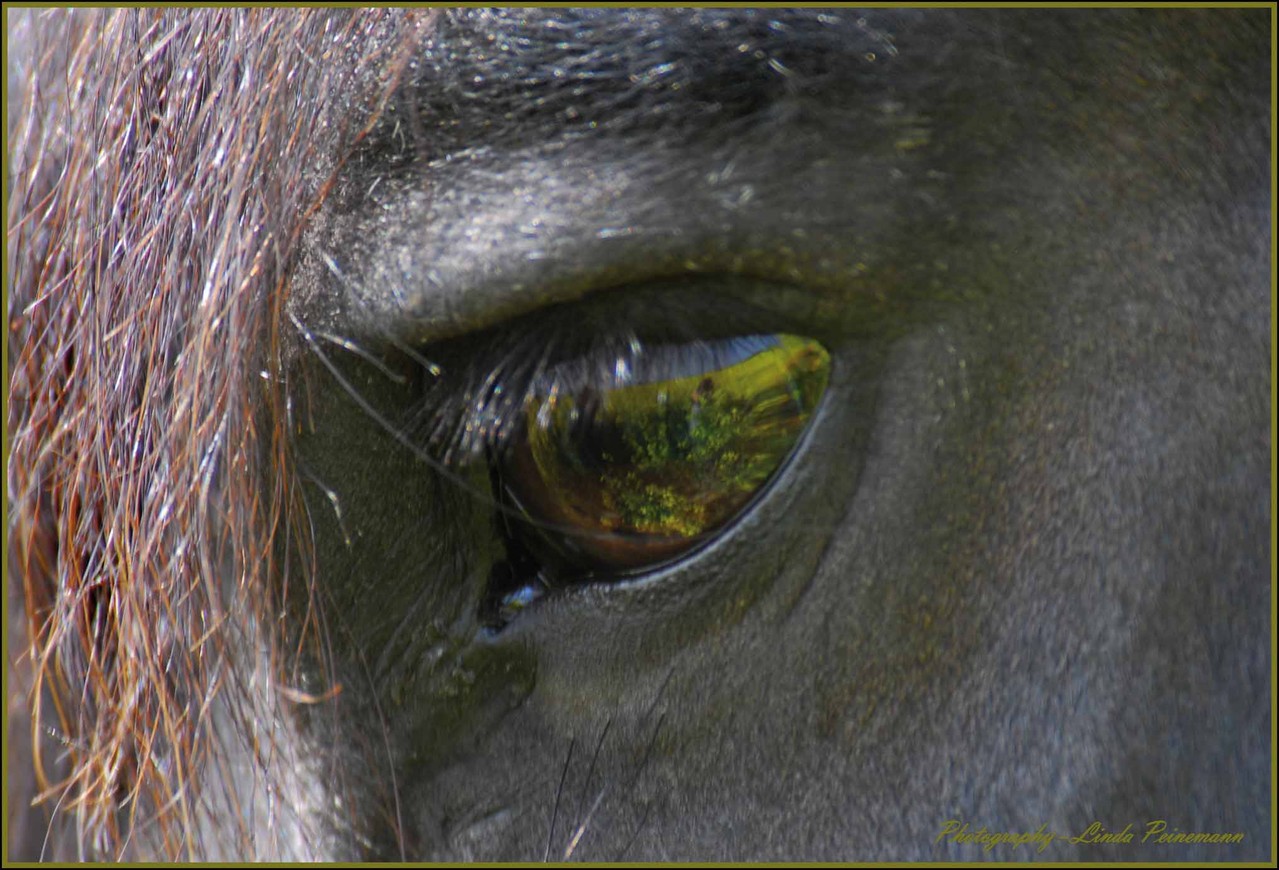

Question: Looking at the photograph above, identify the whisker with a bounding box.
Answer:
[563,787,607,860]
[544,736,575,863]
[573,717,612,832]
[313,330,407,385]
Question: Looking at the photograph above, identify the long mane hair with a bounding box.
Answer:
[8,9,421,859]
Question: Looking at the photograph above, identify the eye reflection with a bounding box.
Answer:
[497,334,830,576]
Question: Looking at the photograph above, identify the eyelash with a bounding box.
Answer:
[404,326,645,468]
[403,319,760,470]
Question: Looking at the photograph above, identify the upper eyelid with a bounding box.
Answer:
[310,109,884,348]
[306,11,951,350]
[313,152,719,347]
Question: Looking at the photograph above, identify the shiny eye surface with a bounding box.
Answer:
[495,334,830,582]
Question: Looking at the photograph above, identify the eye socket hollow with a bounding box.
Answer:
[496,333,830,578]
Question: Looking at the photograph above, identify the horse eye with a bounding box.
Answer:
[490,334,830,601]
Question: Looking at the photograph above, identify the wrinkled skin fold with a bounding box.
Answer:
[7,8,1271,861]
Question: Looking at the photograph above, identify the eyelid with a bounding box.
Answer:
[308,143,864,350]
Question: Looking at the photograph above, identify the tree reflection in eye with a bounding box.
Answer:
[493,334,830,594]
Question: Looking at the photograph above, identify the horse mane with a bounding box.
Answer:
[7,9,422,859]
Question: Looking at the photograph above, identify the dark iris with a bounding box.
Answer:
[483,334,830,626]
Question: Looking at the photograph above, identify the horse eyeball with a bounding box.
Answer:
[499,334,830,575]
